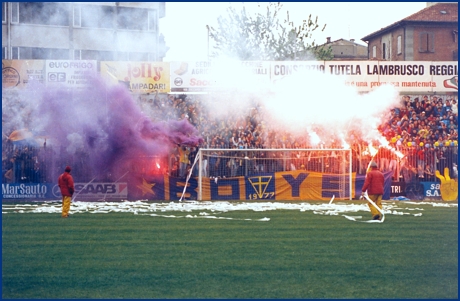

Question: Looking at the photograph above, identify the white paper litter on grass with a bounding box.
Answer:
[1,199,455,222]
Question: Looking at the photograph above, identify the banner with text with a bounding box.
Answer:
[169,60,271,93]
[2,60,45,89]
[101,61,170,93]
[271,61,457,93]
[45,60,97,89]
[2,183,53,199]
[2,175,436,201]
[1,182,128,200]
[169,60,457,93]
[139,171,393,201]
[3,60,457,93]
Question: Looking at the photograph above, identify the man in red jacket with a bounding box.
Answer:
[58,166,75,218]
[361,161,385,220]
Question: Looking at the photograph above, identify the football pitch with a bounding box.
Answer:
[2,200,458,299]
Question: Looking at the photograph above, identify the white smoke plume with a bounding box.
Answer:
[196,57,400,148]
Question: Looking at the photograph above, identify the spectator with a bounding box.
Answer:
[441,99,452,117]
[414,99,424,114]
[178,145,191,178]
[424,164,435,181]
[451,99,458,115]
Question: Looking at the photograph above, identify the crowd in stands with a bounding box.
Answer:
[138,93,458,149]
[141,93,458,182]
[2,92,458,184]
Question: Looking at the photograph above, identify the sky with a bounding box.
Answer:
[160,2,428,61]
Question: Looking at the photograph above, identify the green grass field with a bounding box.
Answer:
[2,201,458,299]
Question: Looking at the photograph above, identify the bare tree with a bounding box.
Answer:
[208,3,333,61]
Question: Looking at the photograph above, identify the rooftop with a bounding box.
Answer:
[362,2,458,41]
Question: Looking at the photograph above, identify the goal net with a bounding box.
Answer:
[195,148,352,201]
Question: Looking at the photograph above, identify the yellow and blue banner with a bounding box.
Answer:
[139,170,394,201]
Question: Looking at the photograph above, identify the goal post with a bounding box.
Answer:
[196,148,352,201]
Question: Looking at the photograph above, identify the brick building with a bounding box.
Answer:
[361,2,458,61]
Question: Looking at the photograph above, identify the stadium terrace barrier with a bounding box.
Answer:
[2,142,457,201]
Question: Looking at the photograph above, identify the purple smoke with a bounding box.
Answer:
[29,74,203,183]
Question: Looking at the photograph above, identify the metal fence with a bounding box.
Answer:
[2,141,458,189]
